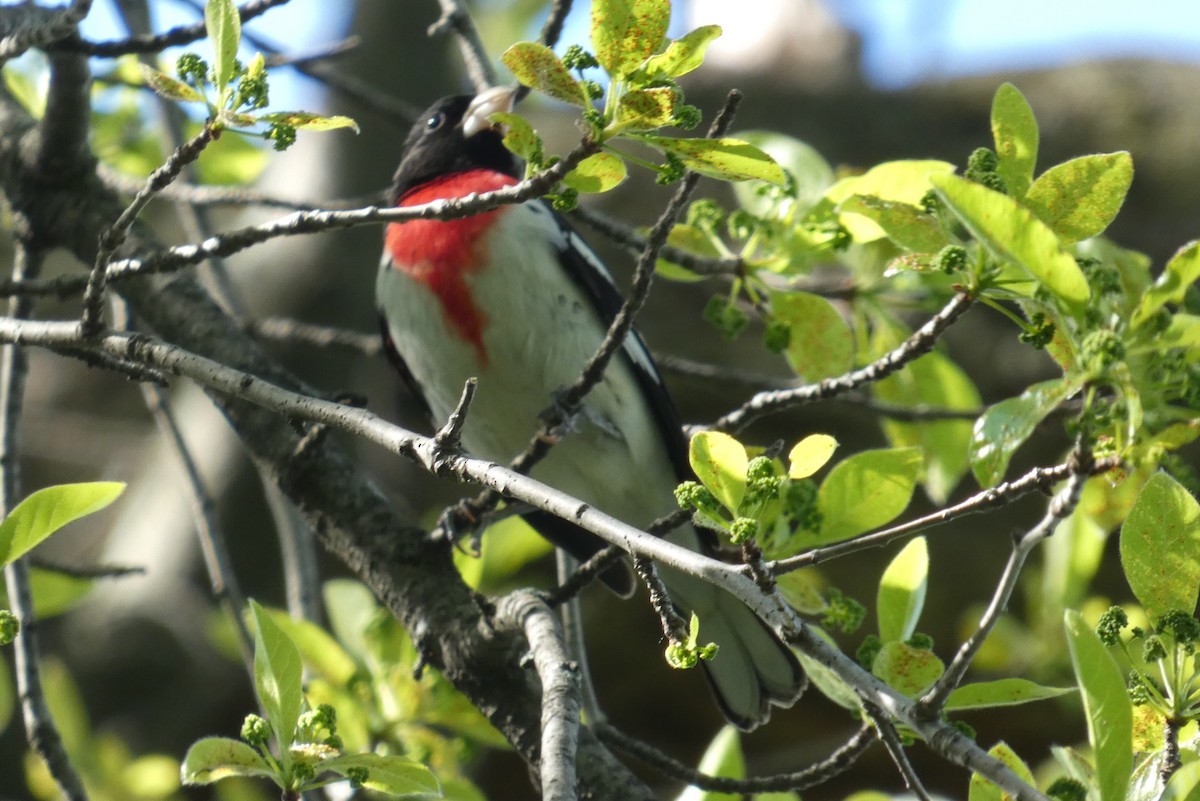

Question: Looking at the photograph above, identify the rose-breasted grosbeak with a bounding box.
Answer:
[377,87,804,729]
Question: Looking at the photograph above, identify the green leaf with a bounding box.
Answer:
[788,434,838,480]
[615,86,679,131]
[489,111,541,162]
[0,482,125,566]
[873,346,980,504]
[1160,313,1200,352]
[837,195,947,252]
[323,579,378,664]
[205,0,241,94]
[139,64,203,103]
[640,25,722,80]
[180,737,275,785]
[1024,152,1133,244]
[1161,761,1200,801]
[825,160,955,241]
[26,567,93,618]
[970,377,1080,487]
[769,290,853,381]
[991,82,1039,198]
[816,447,922,543]
[457,514,553,592]
[250,600,304,750]
[689,431,747,513]
[1119,471,1200,620]
[968,742,1036,801]
[877,537,928,642]
[871,641,944,697]
[793,644,862,711]
[562,151,628,194]
[591,0,670,80]
[500,42,585,106]
[1064,610,1132,801]
[264,611,358,686]
[319,753,440,797]
[1131,240,1200,327]
[931,173,1090,311]
[676,725,744,801]
[946,678,1074,710]
[732,131,834,215]
[257,111,360,133]
[638,135,786,184]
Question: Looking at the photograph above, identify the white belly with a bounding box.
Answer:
[378,202,680,529]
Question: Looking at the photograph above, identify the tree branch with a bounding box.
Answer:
[60,0,291,56]
[0,0,93,60]
[429,0,496,93]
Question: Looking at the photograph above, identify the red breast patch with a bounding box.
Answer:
[385,169,520,367]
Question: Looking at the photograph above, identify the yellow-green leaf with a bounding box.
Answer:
[877,537,928,643]
[205,0,241,93]
[1064,610,1133,801]
[181,737,274,785]
[655,223,717,282]
[139,64,203,103]
[591,0,670,80]
[872,641,944,697]
[931,172,1090,312]
[968,742,1036,801]
[615,86,679,131]
[563,151,627,193]
[1024,152,1133,244]
[770,290,853,380]
[258,111,359,133]
[838,194,947,252]
[500,42,585,106]
[640,25,722,80]
[689,431,748,513]
[817,447,922,543]
[640,135,785,184]
[0,482,125,566]
[490,111,541,162]
[991,82,1039,198]
[1119,471,1200,620]
[788,434,838,479]
[1132,240,1200,327]
[826,160,955,241]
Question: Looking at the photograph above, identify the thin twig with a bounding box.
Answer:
[555,550,605,724]
[430,0,497,93]
[1,243,88,801]
[916,449,1091,716]
[539,0,574,50]
[244,316,382,355]
[26,558,144,579]
[712,291,975,431]
[0,141,599,301]
[570,204,742,276]
[864,702,933,801]
[594,721,873,792]
[98,164,374,211]
[496,590,581,801]
[634,556,689,643]
[81,122,217,337]
[772,456,1121,573]
[61,0,291,56]
[141,382,256,670]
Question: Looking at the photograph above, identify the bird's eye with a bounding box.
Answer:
[426,112,445,131]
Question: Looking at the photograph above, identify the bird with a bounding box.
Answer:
[376,86,804,729]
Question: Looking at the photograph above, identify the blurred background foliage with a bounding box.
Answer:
[1,1,1198,798]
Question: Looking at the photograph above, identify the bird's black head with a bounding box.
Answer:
[389,92,520,203]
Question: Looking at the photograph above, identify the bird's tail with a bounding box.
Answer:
[659,564,806,730]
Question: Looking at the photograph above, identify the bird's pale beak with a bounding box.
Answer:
[462,86,518,138]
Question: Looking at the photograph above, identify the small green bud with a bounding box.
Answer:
[932,245,968,275]
[726,210,757,241]
[919,189,941,215]
[822,588,865,634]
[1081,329,1125,369]
[176,52,209,86]
[550,188,579,212]
[581,79,605,100]
[1046,778,1088,801]
[1156,610,1200,645]
[345,766,370,789]
[656,152,686,185]
[265,122,297,151]
[1018,312,1056,349]
[746,456,776,482]
[1142,634,1167,662]
[686,199,725,229]
[240,714,272,747]
[1127,672,1152,706]
[965,147,999,176]
[323,734,343,750]
[729,516,758,545]
[1095,605,1128,646]
[702,295,749,340]
[763,318,791,353]
[785,480,822,533]
[675,481,725,518]
[950,719,977,740]
[672,103,702,130]
[856,634,883,669]
[906,632,934,650]
[0,609,17,645]
[561,44,600,71]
